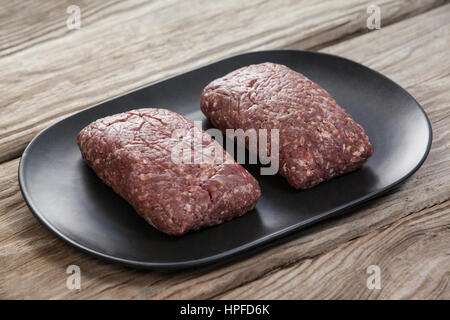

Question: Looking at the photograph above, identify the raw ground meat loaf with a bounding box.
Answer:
[77,108,261,236]
[201,62,373,189]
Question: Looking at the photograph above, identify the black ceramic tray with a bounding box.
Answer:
[19,50,432,269]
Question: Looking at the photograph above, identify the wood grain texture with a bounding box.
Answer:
[0,4,449,299]
[0,0,445,163]
[219,201,450,299]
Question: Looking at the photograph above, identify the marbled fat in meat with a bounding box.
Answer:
[77,108,261,236]
[201,62,373,189]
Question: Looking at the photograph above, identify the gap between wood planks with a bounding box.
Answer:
[0,0,445,58]
[306,0,448,52]
[0,0,447,164]
[209,199,450,299]
[137,5,450,299]
[0,3,449,299]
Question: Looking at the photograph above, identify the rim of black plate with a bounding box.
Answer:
[18,50,433,269]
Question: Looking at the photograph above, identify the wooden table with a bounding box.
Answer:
[0,0,449,299]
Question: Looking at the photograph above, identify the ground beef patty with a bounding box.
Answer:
[77,108,261,236]
[201,62,373,189]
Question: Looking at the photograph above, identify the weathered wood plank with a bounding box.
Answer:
[0,0,445,162]
[219,201,450,299]
[1,5,449,299]
[0,0,125,57]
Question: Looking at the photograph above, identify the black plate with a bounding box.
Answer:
[19,50,432,269]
